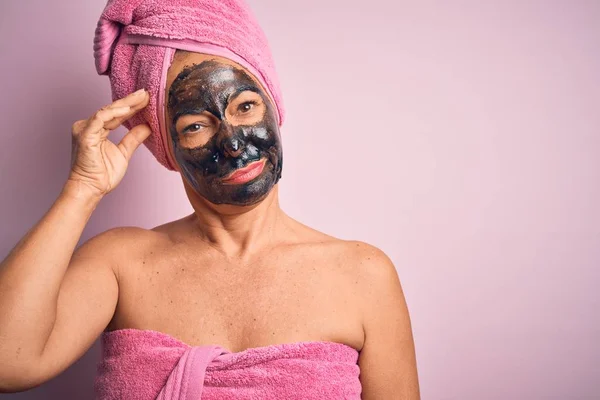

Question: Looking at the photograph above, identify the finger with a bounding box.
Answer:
[109,88,149,110]
[71,119,87,136]
[93,89,149,133]
[104,93,151,131]
[83,106,131,138]
[117,123,152,162]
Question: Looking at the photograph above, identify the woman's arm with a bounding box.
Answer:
[0,184,113,392]
[356,243,420,399]
[0,90,151,392]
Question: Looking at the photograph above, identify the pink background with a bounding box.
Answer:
[1,1,598,399]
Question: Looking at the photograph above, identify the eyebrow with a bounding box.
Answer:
[227,85,261,103]
[171,107,207,126]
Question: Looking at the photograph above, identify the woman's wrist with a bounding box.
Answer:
[60,179,104,210]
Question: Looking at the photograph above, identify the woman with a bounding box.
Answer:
[0,0,419,398]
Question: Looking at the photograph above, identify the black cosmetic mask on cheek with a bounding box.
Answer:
[167,60,283,206]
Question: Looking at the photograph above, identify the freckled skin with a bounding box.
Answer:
[167,60,283,206]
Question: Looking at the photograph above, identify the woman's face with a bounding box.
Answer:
[165,51,283,206]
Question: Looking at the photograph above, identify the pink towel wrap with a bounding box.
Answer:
[93,0,286,171]
[94,329,362,399]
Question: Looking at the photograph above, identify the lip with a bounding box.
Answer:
[221,158,267,185]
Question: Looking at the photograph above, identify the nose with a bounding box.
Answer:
[224,137,244,158]
[216,122,245,158]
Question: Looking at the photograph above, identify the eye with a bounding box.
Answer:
[238,101,257,113]
[182,123,205,134]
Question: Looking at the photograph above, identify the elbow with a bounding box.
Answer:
[0,362,44,393]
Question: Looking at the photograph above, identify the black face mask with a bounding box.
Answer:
[167,60,283,206]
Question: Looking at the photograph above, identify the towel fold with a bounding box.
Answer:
[93,0,285,171]
[94,329,362,399]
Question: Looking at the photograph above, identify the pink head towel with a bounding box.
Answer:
[93,0,285,171]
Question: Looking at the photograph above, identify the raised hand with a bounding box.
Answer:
[68,89,152,198]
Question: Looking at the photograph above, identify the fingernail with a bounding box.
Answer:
[133,88,146,96]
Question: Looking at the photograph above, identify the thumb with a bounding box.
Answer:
[117,123,152,162]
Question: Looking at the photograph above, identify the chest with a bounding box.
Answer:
[110,244,364,352]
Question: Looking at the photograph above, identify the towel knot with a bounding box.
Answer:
[93,18,121,75]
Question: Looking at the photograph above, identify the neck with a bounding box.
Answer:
[183,182,288,260]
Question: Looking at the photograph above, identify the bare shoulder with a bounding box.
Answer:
[343,241,408,339]
[288,224,401,300]
[74,219,180,275]
[330,240,403,307]
[286,219,397,280]
[344,241,400,282]
[309,236,399,281]
[76,226,158,258]
[81,214,187,245]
